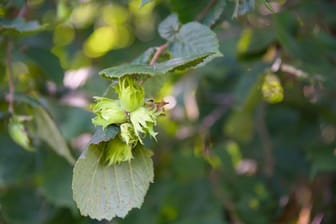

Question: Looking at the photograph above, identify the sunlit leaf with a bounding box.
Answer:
[8,115,33,152]
[72,144,154,220]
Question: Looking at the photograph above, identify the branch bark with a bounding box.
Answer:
[6,40,15,113]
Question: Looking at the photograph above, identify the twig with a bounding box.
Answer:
[195,0,218,21]
[149,43,168,65]
[256,103,274,176]
[149,0,218,65]
[280,63,308,79]
[17,3,28,18]
[6,40,15,114]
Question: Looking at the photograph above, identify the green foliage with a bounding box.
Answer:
[72,145,153,220]
[1,0,336,223]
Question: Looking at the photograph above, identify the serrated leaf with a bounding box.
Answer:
[32,106,75,165]
[169,22,222,66]
[158,14,180,41]
[0,18,45,37]
[25,47,64,85]
[156,53,215,73]
[200,0,225,26]
[90,125,119,145]
[140,0,153,7]
[72,144,154,220]
[99,64,161,80]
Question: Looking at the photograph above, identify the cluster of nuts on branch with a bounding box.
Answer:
[90,76,164,165]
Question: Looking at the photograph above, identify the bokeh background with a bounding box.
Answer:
[1,0,336,223]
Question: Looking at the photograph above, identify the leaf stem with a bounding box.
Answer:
[6,40,15,114]
[195,0,218,21]
[149,43,168,65]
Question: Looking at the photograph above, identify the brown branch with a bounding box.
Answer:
[6,40,15,114]
[149,0,218,65]
[195,0,218,21]
[256,103,274,177]
[149,43,168,65]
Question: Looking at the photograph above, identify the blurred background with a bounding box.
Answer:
[1,0,336,223]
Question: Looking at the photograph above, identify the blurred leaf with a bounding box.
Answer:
[144,74,167,97]
[132,48,156,64]
[72,144,154,220]
[89,125,119,145]
[200,0,225,26]
[224,110,254,142]
[309,148,336,177]
[262,0,274,12]
[169,22,222,65]
[232,0,255,18]
[233,65,266,111]
[0,187,50,224]
[0,135,35,187]
[0,18,45,37]
[39,151,75,209]
[170,0,209,23]
[140,0,153,7]
[158,14,180,41]
[25,47,64,85]
[8,115,33,151]
[32,106,75,165]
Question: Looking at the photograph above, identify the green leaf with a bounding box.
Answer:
[0,187,50,224]
[140,0,153,7]
[200,0,225,26]
[32,106,75,165]
[8,115,33,152]
[232,0,255,18]
[25,47,64,85]
[39,151,75,209]
[262,0,274,12]
[0,18,45,37]
[72,144,154,220]
[99,64,161,80]
[158,14,180,41]
[156,53,215,73]
[132,48,156,64]
[0,135,35,187]
[169,22,222,66]
[89,125,119,145]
